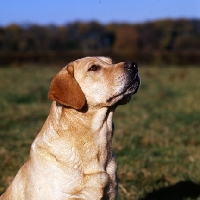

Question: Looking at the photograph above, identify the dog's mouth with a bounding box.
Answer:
[107,74,140,105]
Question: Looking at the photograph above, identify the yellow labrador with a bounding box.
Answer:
[0,57,140,200]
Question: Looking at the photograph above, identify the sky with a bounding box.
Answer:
[0,0,200,26]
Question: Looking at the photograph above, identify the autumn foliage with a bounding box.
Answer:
[0,19,200,65]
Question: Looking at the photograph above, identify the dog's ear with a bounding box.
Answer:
[48,64,86,110]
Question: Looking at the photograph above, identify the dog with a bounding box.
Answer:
[0,57,140,200]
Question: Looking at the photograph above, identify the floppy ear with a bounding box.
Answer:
[48,64,86,110]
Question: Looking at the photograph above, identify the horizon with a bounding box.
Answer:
[1,17,200,27]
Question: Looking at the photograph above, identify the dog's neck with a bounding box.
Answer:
[32,101,116,170]
[49,101,115,132]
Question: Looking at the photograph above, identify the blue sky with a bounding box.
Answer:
[0,0,200,25]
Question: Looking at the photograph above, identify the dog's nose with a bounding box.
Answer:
[124,61,138,73]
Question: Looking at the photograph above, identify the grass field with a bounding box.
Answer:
[0,64,200,199]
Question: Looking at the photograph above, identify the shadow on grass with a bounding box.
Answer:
[142,181,200,200]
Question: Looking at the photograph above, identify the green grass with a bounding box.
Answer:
[0,65,200,199]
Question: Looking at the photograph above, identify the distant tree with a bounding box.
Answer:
[155,19,177,50]
[2,24,21,51]
[57,25,69,50]
[0,27,5,50]
[135,22,159,51]
[173,19,200,51]
[103,24,116,50]
[113,24,139,55]
[79,21,105,51]
[0,19,200,65]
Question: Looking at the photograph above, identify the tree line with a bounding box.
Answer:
[0,19,200,66]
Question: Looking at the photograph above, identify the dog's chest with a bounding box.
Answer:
[51,126,113,172]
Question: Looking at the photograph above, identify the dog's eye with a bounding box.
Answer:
[88,65,101,71]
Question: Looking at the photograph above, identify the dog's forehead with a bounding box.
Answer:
[96,57,112,64]
[75,57,113,66]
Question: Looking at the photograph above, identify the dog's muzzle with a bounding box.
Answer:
[107,61,140,105]
[118,61,140,104]
[124,61,140,91]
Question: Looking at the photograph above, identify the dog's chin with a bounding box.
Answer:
[107,75,140,106]
[117,79,140,105]
[117,95,132,105]
[117,90,136,105]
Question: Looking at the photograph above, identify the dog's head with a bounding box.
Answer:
[48,57,140,110]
